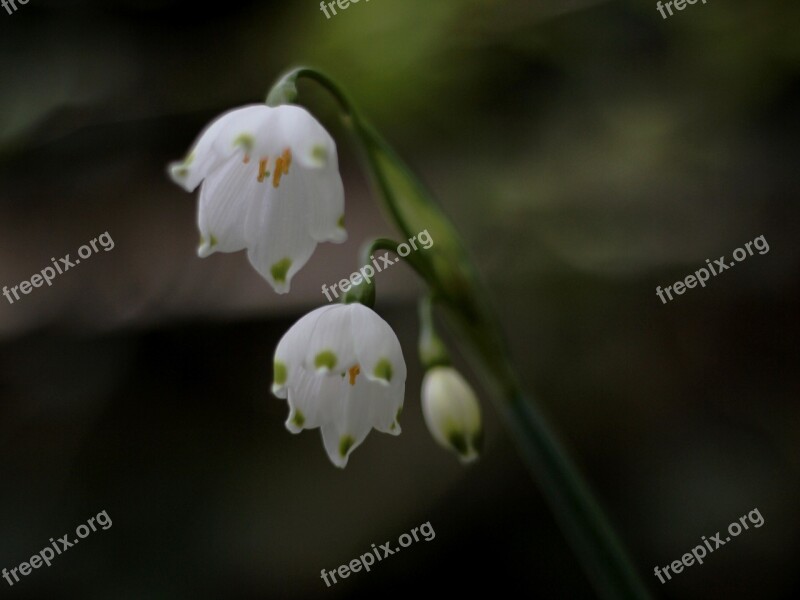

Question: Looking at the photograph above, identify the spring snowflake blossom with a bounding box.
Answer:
[169,104,346,293]
[421,366,482,463]
[272,303,406,468]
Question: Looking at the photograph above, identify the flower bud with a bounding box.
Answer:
[421,367,482,463]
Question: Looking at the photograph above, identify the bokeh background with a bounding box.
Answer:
[1,0,798,598]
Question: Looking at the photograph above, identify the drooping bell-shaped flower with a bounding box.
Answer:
[169,104,346,293]
[272,303,406,468]
[421,366,483,463]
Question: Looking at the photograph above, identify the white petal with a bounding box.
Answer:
[245,227,317,295]
[210,105,273,159]
[318,375,403,468]
[169,105,267,192]
[284,367,341,433]
[246,240,316,294]
[196,158,263,257]
[242,141,311,246]
[343,379,382,437]
[353,376,404,436]
[241,156,322,292]
[272,306,337,398]
[305,305,358,375]
[319,395,370,469]
[349,304,407,387]
[299,164,347,243]
[268,106,345,243]
[259,105,338,169]
[321,423,351,469]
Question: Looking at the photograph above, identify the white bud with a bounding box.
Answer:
[421,367,482,463]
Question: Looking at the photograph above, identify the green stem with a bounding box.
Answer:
[418,295,451,370]
[342,238,400,307]
[268,69,413,236]
[268,67,652,600]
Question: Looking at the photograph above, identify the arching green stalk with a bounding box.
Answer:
[268,67,652,600]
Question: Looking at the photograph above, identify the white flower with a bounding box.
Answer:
[272,303,406,468]
[168,104,346,293]
[421,366,482,463]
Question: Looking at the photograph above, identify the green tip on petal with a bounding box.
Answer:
[312,144,328,163]
[292,410,305,428]
[373,358,393,382]
[198,234,217,256]
[339,435,354,458]
[337,214,345,229]
[274,360,287,386]
[447,431,469,456]
[314,350,337,370]
[171,152,195,179]
[270,258,292,284]
[233,133,254,150]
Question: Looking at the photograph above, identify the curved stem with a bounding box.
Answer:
[268,67,652,600]
[342,238,400,308]
[418,295,451,370]
[364,237,435,283]
[268,69,413,237]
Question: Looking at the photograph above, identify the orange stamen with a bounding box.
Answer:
[282,148,292,173]
[243,154,250,165]
[257,158,269,182]
[348,364,361,386]
[273,157,284,187]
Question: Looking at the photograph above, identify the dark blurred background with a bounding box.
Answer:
[1,0,799,598]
